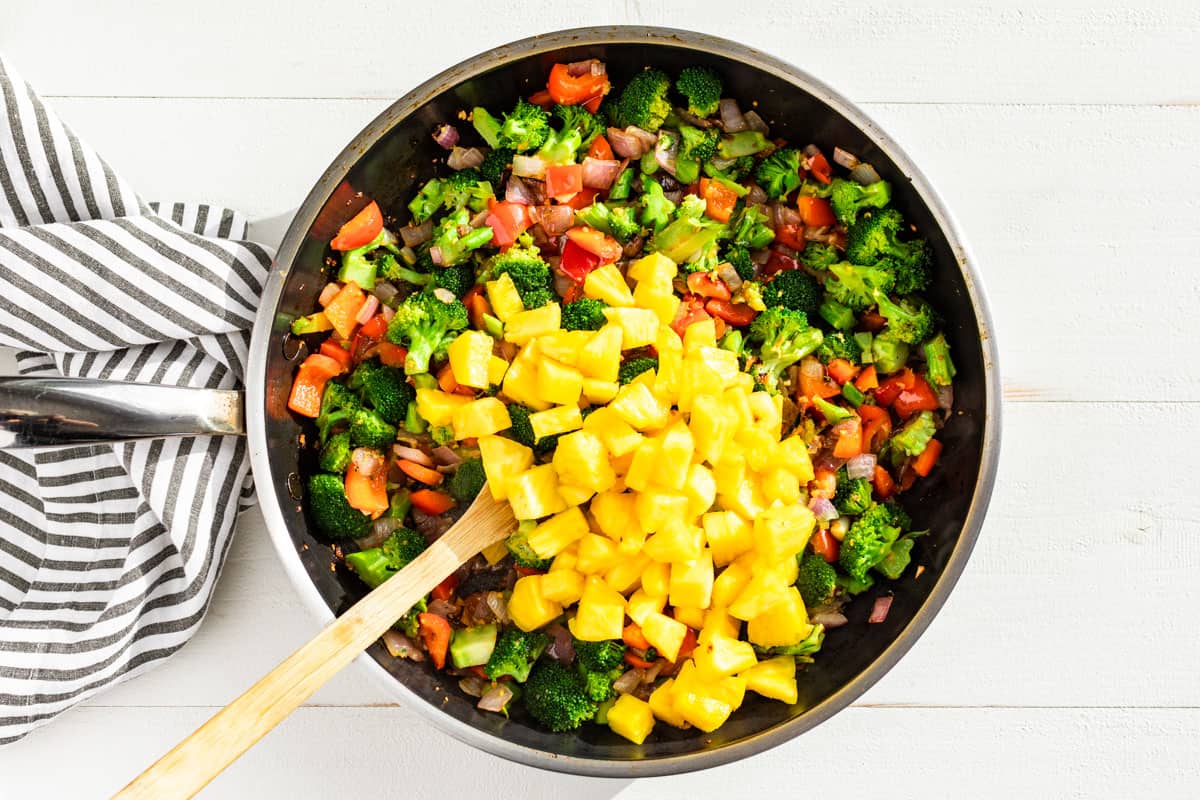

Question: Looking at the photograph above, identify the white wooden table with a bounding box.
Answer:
[2,2,1199,797]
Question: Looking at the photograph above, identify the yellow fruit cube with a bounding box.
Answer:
[773,436,815,482]
[486,355,509,386]
[722,387,755,431]
[550,544,578,572]
[718,480,768,521]
[748,390,783,438]
[699,608,741,643]
[577,323,623,382]
[485,273,525,321]
[672,605,706,629]
[693,346,741,388]
[669,550,714,609]
[673,688,734,733]
[634,490,690,534]
[711,559,754,608]
[741,655,799,704]
[481,540,510,565]
[537,330,593,366]
[761,467,802,505]
[648,678,690,729]
[746,587,812,648]
[728,571,791,621]
[683,463,716,517]
[653,420,695,491]
[618,529,646,554]
[527,505,589,558]
[583,407,643,457]
[627,252,677,284]
[694,634,759,681]
[589,490,638,541]
[508,575,562,631]
[415,388,471,427]
[636,284,682,326]
[540,569,585,605]
[609,382,670,431]
[603,307,660,349]
[503,302,561,345]
[576,532,622,575]
[702,511,754,567]
[676,358,722,414]
[689,394,733,465]
[530,405,583,440]
[735,426,778,472]
[557,483,594,507]
[501,357,550,410]
[451,396,511,440]
[607,694,656,744]
[642,522,704,563]
[568,577,626,641]
[552,430,616,494]
[623,437,660,492]
[581,378,619,405]
[641,611,688,662]
[711,451,747,498]
[682,318,717,353]
[536,358,584,406]
[477,435,534,501]
[583,263,635,306]
[754,504,816,560]
[640,561,671,598]
[626,588,666,626]
[507,464,568,521]
[447,330,495,390]
[605,552,650,594]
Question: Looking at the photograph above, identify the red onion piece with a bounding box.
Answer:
[717,262,743,291]
[718,98,747,132]
[429,245,445,266]
[581,157,623,189]
[663,189,683,205]
[393,444,435,467]
[468,209,489,229]
[431,446,461,466]
[566,58,605,78]
[379,303,395,323]
[318,282,340,307]
[832,146,861,170]
[532,204,574,237]
[613,669,645,695]
[811,611,849,629]
[505,175,538,205]
[846,453,877,480]
[745,184,768,206]
[849,162,882,186]
[809,496,839,522]
[477,683,514,712]
[400,220,433,248]
[448,146,484,171]
[383,630,422,659]
[937,383,954,411]
[545,623,575,663]
[642,659,664,683]
[868,596,894,624]
[372,281,399,305]
[512,154,547,179]
[675,108,715,129]
[427,598,457,618]
[485,592,510,625]
[771,201,803,230]
[355,294,380,325]
[743,109,769,134]
[351,447,384,478]
[654,133,679,176]
[432,123,459,150]
[355,516,402,549]
[458,677,487,698]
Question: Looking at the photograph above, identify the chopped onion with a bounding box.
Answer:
[354,294,380,325]
[846,453,877,480]
[434,287,458,304]
[431,446,461,466]
[654,133,678,176]
[606,127,646,159]
[318,282,340,307]
[718,262,743,291]
[372,281,399,305]
[383,630,422,659]
[832,146,861,170]
[394,444,434,466]
[400,220,433,248]
[531,204,573,236]
[567,58,605,78]
[427,598,457,618]
[805,225,834,243]
[505,175,538,205]
[468,209,489,228]
[868,596,893,624]
[377,228,399,248]
[351,447,384,478]
[643,659,664,683]
[663,189,683,205]
[613,668,645,695]
[485,591,509,625]
[581,157,623,189]
[627,126,658,151]
[746,184,768,206]
[675,108,715,129]
[512,154,547,179]
[448,146,484,171]
[429,245,444,266]
[937,383,954,411]
[432,123,459,150]
[477,683,513,712]
[546,623,575,663]
[356,516,401,549]
[458,677,487,698]
[830,516,849,542]
[742,109,769,134]
[379,303,395,323]
[849,162,882,186]
[810,496,839,521]
[811,611,849,629]
[718,98,747,132]
[771,201,803,231]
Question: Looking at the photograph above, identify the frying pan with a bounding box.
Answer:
[0,26,1000,777]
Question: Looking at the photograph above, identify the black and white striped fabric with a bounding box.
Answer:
[0,56,271,744]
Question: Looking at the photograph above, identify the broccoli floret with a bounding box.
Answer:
[613,68,672,132]
[358,364,414,425]
[447,457,486,503]
[891,410,937,457]
[618,357,658,385]
[307,473,371,539]
[757,624,826,658]
[485,628,551,682]
[498,99,551,152]
[639,179,677,233]
[799,179,834,198]
[729,205,775,250]
[675,66,722,117]
[489,238,555,308]
[561,298,608,331]
[873,292,937,345]
[872,328,911,375]
[537,126,584,166]
[679,125,720,163]
[829,178,892,226]
[815,331,863,365]
[825,261,895,311]
[344,527,429,588]
[408,178,445,224]
[754,148,802,200]
[337,230,396,290]
[834,467,873,515]
[430,207,494,267]
[505,520,552,570]
[718,131,771,159]
[349,412,395,450]
[923,332,956,388]
[838,502,912,581]
[845,208,932,294]
[553,104,605,149]
[386,291,470,375]
[315,381,361,442]
[524,659,597,732]
[376,252,433,288]
[505,405,559,455]
[796,553,838,607]
[479,147,514,186]
[648,194,728,265]
[747,307,825,387]
[725,155,757,180]
[573,638,626,702]
[723,245,756,281]
[318,431,352,473]
[799,242,839,272]
[575,200,642,243]
[761,269,821,317]
[429,263,476,299]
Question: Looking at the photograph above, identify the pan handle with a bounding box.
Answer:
[0,377,244,448]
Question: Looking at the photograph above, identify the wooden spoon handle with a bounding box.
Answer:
[113,494,513,800]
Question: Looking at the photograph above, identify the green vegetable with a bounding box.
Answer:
[818,297,856,331]
[815,331,863,365]
[338,229,397,290]
[678,125,720,162]
[315,382,361,443]
[639,179,676,233]
[612,68,672,132]
[442,168,493,213]
[307,473,370,539]
[618,356,658,385]
[676,66,722,117]
[834,467,873,515]
[573,639,626,703]
[838,502,912,581]
[356,363,414,425]
[718,131,771,159]
[575,200,642,243]
[873,292,937,345]
[429,262,476,299]
[754,148,802,200]
[722,245,756,281]
[554,104,605,148]
[829,178,892,226]
[479,147,514,186]
[812,395,853,424]
[505,405,560,455]
[387,488,411,520]
[871,328,911,375]
[471,107,503,148]
[498,99,551,152]
[756,624,825,658]
[845,208,932,294]
[891,410,936,456]
[648,194,727,266]
[430,207,494,266]
[408,178,446,224]
[825,261,895,311]
[854,332,874,363]
[747,307,825,388]
[922,332,956,387]
[447,457,486,503]
[485,628,551,682]
[608,167,635,200]
[344,527,429,588]
[376,252,433,288]
[524,659,598,732]
[385,291,470,375]
[798,242,839,272]
[449,624,499,669]
[505,519,552,570]
[841,381,865,407]
[761,269,821,317]
[729,205,774,249]
[796,554,837,607]
[489,237,555,309]
[318,431,352,473]
[291,312,332,335]
[561,298,608,331]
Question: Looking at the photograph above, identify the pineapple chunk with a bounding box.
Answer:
[507,464,568,520]
[607,694,656,745]
[486,355,509,386]
[728,570,791,621]
[682,318,718,353]
[722,386,755,431]
[632,281,681,325]
[640,560,671,598]
[527,505,589,559]
[748,390,783,437]
[605,552,650,593]
[486,273,525,321]
[702,510,755,567]
[583,263,635,306]
[693,346,741,388]
[710,559,753,608]
[540,568,585,605]
[753,503,816,560]
[575,532,622,575]
[552,430,616,494]
[450,396,511,440]
[694,634,759,681]
[672,605,706,629]
[741,655,799,704]
[648,679,691,729]
[627,252,677,284]
[718,479,768,521]
[654,420,695,491]
[415,388,471,427]
[583,407,643,457]
[652,327,684,401]
[642,522,704,563]
[623,436,660,492]
[446,330,495,389]
[529,405,583,439]
[550,544,579,572]
[557,483,594,507]
[669,550,714,609]
[641,611,688,662]
[683,463,716,517]
[477,435,534,501]
[761,467,802,505]
[603,307,659,349]
[503,302,561,345]
[537,330,593,366]
[689,394,733,465]
[626,588,666,626]
[735,426,778,472]
[508,575,562,631]
[609,383,670,431]
[634,490,690,534]
[501,357,550,410]
[481,540,510,565]
[746,587,812,648]
[699,608,741,643]
[676,358,722,414]
[673,688,734,733]
[773,435,815,482]
[711,451,747,498]
[589,491,638,540]
[568,576,626,641]
[577,323,623,382]
[536,358,584,405]
[581,378,619,405]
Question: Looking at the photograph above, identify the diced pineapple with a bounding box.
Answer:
[536,358,584,405]
[652,330,684,401]
[604,552,649,594]
[503,302,561,345]
[753,503,816,560]
[654,420,694,491]
[577,323,623,382]
[689,394,733,465]
[702,510,755,567]
[728,570,791,621]
[477,435,534,501]
[626,588,666,626]
[576,532,622,575]
[583,407,643,457]
[447,330,495,389]
[451,396,511,440]
[640,560,671,598]
[589,491,638,541]
[537,330,593,366]
[623,436,660,492]
[486,355,509,386]
[486,273,525,321]
[603,307,659,349]
[693,346,741,388]
[648,679,691,729]
[527,505,589,558]
[583,263,635,306]
[642,521,704,563]
[634,490,690,534]
[415,388,472,427]
[507,464,568,520]
[761,467,802,505]
[609,382,670,431]
[568,576,626,641]
[718,479,768,521]
[641,611,688,662]
[552,430,616,494]
[581,378,619,405]
[607,694,656,744]
[710,559,753,608]
[694,634,759,681]
[672,605,706,629]
[481,540,510,565]
[735,426,778,472]
[673,688,734,733]
[699,608,741,643]
[627,252,677,284]
[746,587,812,648]
[617,529,646,554]
[683,463,716,517]
[773,435,815,482]
[508,575,562,631]
[557,483,594,507]
[741,655,799,704]
[529,405,583,439]
[549,544,578,572]
[540,568,585,605]
[682,318,718,354]
[669,550,714,609]
[633,282,681,325]
[747,390,783,438]
[676,358,722,414]
[501,357,550,410]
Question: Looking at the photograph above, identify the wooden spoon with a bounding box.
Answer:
[113,490,515,799]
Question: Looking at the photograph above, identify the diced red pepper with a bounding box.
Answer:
[873,464,897,498]
[546,63,611,106]
[892,374,939,420]
[376,342,407,369]
[545,164,584,201]
[857,403,893,453]
[417,612,452,669]
[762,249,800,279]
[410,489,456,515]
[485,199,531,249]
[398,459,445,486]
[704,298,757,326]
[559,238,602,283]
[698,177,738,222]
[319,339,353,372]
[514,565,546,578]
[564,226,622,264]
[826,358,859,385]
[286,353,344,418]
[560,187,599,210]
[670,294,711,338]
[912,438,943,477]
[810,529,840,563]
[808,151,833,185]
[772,223,806,251]
[686,271,732,301]
[587,135,614,160]
[330,201,383,251]
[797,196,836,227]
[622,622,652,651]
[432,572,460,602]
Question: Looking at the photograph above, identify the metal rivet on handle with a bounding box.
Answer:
[281,332,307,362]
[286,472,304,501]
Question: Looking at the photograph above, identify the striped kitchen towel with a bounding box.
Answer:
[0,56,272,744]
